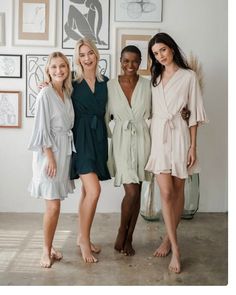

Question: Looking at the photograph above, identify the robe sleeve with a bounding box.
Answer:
[28,88,57,152]
[188,71,209,127]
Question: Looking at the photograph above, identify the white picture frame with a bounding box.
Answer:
[116,28,159,76]
[12,0,56,46]
[115,0,162,22]
[0,13,5,46]
[62,0,110,49]
[0,91,22,128]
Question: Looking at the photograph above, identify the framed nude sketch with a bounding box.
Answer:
[0,55,22,78]
[13,0,56,46]
[115,0,162,22]
[116,28,158,76]
[0,91,22,128]
[62,0,110,49]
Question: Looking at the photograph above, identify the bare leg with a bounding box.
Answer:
[40,200,61,268]
[156,174,184,273]
[153,176,185,258]
[78,173,100,263]
[76,185,101,253]
[114,183,140,256]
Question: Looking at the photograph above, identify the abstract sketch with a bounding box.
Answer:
[115,0,162,22]
[62,0,110,49]
[99,54,110,78]
[0,55,22,78]
[26,55,74,117]
[0,92,21,128]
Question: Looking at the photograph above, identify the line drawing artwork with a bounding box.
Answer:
[62,0,109,49]
[99,54,110,78]
[26,55,48,117]
[0,94,17,126]
[22,3,46,33]
[115,0,162,22]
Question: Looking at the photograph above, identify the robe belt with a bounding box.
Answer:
[52,129,76,155]
[122,119,142,169]
[154,113,181,143]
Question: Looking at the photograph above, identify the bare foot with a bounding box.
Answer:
[79,240,98,263]
[77,238,101,253]
[169,252,181,274]
[153,236,171,257]
[40,252,52,268]
[51,247,63,260]
[114,229,127,252]
[123,239,135,256]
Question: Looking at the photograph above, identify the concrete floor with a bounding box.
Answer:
[0,212,227,286]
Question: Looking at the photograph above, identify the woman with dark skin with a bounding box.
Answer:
[106,46,152,255]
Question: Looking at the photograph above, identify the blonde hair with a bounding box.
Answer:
[45,52,72,97]
[74,38,103,83]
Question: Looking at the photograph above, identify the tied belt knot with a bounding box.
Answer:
[155,113,181,143]
[52,129,76,155]
[122,120,138,135]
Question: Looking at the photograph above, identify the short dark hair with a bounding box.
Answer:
[120,45,142,60]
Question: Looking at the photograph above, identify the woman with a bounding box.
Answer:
[70,38,110,263]
[145,32,208,273]
[106,45,152,255]
[28,52,75,268]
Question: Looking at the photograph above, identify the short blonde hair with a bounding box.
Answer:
[45,52,72,97]
[74,38,103,83]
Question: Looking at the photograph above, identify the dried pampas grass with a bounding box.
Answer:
[188,52,204,94]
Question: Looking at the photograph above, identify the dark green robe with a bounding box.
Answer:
[70,77,110,181]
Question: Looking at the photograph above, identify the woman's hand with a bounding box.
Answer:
[187,146,196,168]
[181,105,191,122]
[38,82,49,90]
[46,156,57,178]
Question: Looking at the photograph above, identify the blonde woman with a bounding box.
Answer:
[28,52,75,268]
[70,38,110,263]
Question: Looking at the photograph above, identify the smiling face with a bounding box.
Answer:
[120,51,141,76]
[48,57,69,85]
[151,42,174,67]
[78,44,97,72]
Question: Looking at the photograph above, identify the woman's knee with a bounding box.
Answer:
[160,189,174,204]
[46,201,60,216]
[86,185,101,202]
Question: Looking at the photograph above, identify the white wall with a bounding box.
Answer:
[0,0,228,213]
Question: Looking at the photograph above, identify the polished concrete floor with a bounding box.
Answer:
[0,212,227,286]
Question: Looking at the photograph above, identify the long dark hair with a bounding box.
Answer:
[148,32,190,86]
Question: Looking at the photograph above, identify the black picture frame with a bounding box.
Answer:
[0,54,22,78]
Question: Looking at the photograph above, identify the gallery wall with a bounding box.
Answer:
[0,0,228,213]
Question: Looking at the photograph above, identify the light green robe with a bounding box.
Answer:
[106,76,152,186]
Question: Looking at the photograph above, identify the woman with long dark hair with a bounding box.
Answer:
[145,33,208,273]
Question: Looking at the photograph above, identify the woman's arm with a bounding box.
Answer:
[187,125,197,168]
[43,147,57,178]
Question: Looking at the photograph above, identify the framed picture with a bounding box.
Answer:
[99,54,111,78]
[0,91,22,128]
[62,0,110,49]
[26,54,74,117]
[116,28,159,76]
[0,13,5,46]
[0,55,22,78]
[13,0,56,46]
[115,0,162,22]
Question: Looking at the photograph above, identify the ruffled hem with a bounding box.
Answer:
[113,171,152,187]
[145,158,200,179]
[28,179,75,200]
[28,131,57,152]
